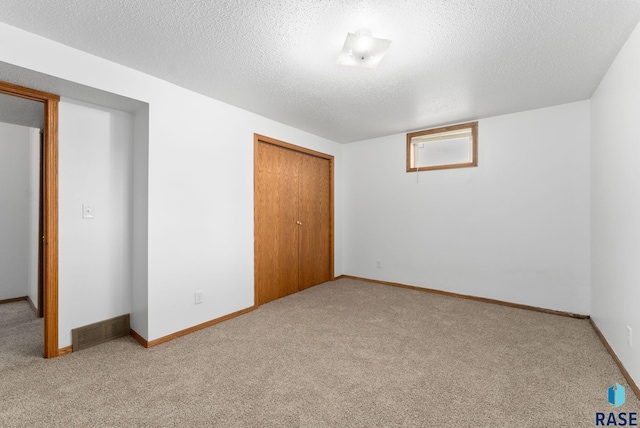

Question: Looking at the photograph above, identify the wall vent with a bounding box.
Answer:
[71,314,130,352]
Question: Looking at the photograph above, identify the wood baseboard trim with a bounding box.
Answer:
[27,296,37,314]
[130,328,148,347]
[131,305,258,349]
[57,346,72,357]
[589,318,640,400]
[338,275,589,319]
[0,296,28,305]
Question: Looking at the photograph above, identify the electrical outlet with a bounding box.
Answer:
[82,204,94,219]
[627,325,632,347]
[195,290,203,305]
[376,260,382,269]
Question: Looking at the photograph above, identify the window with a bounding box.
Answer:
[406,121,478,172]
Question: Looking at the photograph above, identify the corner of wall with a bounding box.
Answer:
[589,19,640,388]
[131,104,150,339]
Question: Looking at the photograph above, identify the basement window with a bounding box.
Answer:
[406,121,478,172]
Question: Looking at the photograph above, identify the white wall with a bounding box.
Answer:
[131,104,149,339]
[144,77,344,341]
[27,127,40,309]
[58,99,133,347]
[0,23,344,345]
[344,101,591,314]
[591,21,640,386]
[0,122,36,301]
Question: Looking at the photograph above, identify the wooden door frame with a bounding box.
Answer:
[253,134,335,306]
[0,81,59,358]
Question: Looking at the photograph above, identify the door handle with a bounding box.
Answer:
[296,221,302,225]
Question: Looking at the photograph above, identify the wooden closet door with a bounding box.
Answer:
[254,142,301,305]
[298,153,332,290]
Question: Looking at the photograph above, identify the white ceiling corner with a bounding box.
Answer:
[1,0,639,143]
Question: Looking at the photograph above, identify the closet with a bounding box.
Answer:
[254,134,333,305]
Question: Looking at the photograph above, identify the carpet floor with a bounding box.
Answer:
[1,278,638,427]
[0,298,43,372]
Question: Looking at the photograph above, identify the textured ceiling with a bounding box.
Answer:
[1,0,639,143]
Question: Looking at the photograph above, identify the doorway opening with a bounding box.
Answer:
[0,81,59,358]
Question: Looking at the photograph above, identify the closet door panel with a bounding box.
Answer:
[254,142,300,305]
[298,153,332,290]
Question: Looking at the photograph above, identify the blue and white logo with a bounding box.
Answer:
[596,383,637,426]
[608,383,626,408]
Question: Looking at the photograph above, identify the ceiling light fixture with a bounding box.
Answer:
[337,29,392,69]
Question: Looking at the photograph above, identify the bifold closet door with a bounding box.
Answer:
[254,136,333,306]
[254,142,301,305]
[298,153,331,290]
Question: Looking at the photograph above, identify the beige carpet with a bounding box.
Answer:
[1,278,638,427]
[0,299,43,372]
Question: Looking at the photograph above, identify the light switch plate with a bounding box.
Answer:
[82,204,95,219]
[195,290,203,305]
